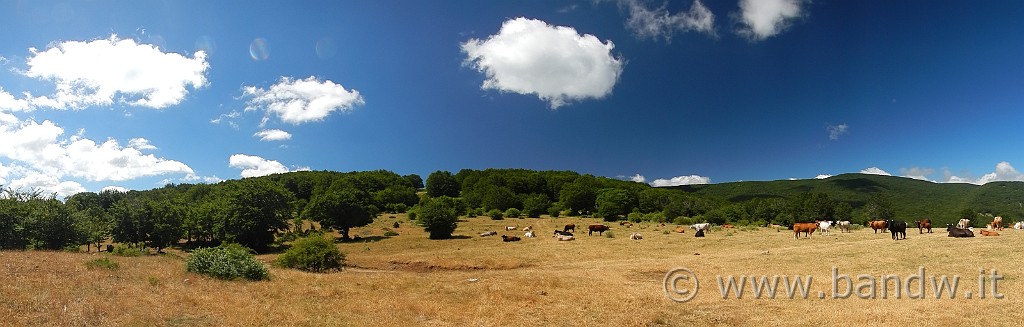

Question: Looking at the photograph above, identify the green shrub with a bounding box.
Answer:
[604,230,615,238]
[276,236,345,273]
[112,245,145,257]
[186,243,269,281]
[505,208,521,219]
[548,206,561,218]
[383,230,399,237]
[488,209,504,220]
[85,257,118,270]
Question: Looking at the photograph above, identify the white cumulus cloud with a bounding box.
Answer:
[21,34,209,110]
[0,119,194,182]
[815,174,832,179]
[860,167,891,176]
[899,167,935,181]
[101,185,129,193]
[650,175,711,187]
[228,154,290,178]
[629,174,646,183]
[946,161,1024,185]
[734,0,807,41]
[243,76,364,125]
[461,17,624,109]
[7,170,85,198]
[128,138,157,150]
[254,129,292,142]
[621,0,716,40]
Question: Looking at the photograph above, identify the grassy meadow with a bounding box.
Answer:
[2,215,1023,326]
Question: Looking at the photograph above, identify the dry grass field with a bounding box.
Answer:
[2,215,1023,326]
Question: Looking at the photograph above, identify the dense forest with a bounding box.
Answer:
[0,169,1019,253]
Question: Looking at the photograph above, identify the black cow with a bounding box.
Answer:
[694,229,705,237]
[886,220,907,240]
[946,224,975,238]
[553,230,573,237]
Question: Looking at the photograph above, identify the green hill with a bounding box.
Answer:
[668,173,1024,226]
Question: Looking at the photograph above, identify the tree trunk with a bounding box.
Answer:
[340,227,351,241]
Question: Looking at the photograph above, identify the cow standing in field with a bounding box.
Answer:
[886,220,907,240]
[836,221,851,233]
[868,220,888,233]
[992,216,1004,231]
[690,223,710,233]
[818,221,833,236]
[792,222,817,239]
[947,224,975,238]
[915,219,932,234]
[563,224,576,233]
[588,224,610,236]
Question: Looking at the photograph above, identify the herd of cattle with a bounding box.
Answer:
[479,222,712,242]
[790,216,1020,240]
[474,216,1023,242]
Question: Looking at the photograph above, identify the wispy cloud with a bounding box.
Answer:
[228,154,290,178]
[827,123,848,140]
[621,0,716,41]
[461,17,624,109]
[253,129,292,142]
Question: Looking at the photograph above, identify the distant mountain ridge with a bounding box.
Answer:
[667,173,1024,225]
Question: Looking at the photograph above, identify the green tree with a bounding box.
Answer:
[425,170,460,198]
[559,176,598,215]
[596,188,635,221]
[303,187,373,241]
[219,179,295,251]
[27,198,83,250]
[404,174,424,189]
[863,193,895,222]
[417,196,460,239]
[521,193,550,218]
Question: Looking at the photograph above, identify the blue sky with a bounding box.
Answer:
[2,0,1024,196]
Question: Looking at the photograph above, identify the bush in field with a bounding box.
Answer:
[417,196,460,239]
[112,244,145,257]
[186,243,269,281]
[504,208,521,219]
[488,209,504,220]
[85,257,119,270]
[276,236,345,273]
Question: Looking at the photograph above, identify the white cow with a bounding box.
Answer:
[555,234,574,241]
[818,221,833,236]
[480,231,497,237]
[958,219,970,229]
[690,223,710,232]
[629,233,643,240]
[1014,221,1024,230]
[523,230,536,238]
[505,226,517,231]
[523,226,533,232]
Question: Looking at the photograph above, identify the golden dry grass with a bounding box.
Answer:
[3,215,1023,326]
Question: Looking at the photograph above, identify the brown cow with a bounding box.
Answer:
[868,220,888,233]
[501,235,521,242]
[992,216,1004,231]
[793,222,817,239]
[915,219,932,234]
[563,224,576,233]
[588,224,610,236]
[980,230,1000,236]
[674,226,686,233]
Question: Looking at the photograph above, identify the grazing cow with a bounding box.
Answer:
[1015,221,1024,230]
[501,235,521,242]
[792,222,818,239]
[957,218,970,229]
[480,231,498,237]
[690,223,710,232]
[674,226,687,233]
[992,216,1004,231]
[980,230,1000,236]
[946,224,975,238]
[564,224,576,233]
[694,229,705,237]
[818,221,833,236]
[588,224,610,236]
[914,219,932,234]
[868,220,888,233]
[836,221,851,233]
[554,230,573,237]
[524,230,536,238]
[555,234,575,241]
[523,226,533,232]
[505,226,517,231]
[886,220,907,240]
[630,232,643,240]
